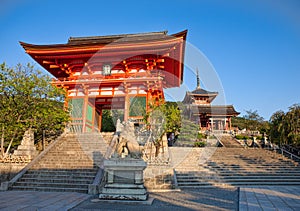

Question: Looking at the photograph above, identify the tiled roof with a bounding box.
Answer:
[189,105,240,116]
[190,88,218,95]
[68,31,168,45]
[182,88,218,104]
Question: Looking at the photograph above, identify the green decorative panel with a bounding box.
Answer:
[94,111,100,131]
[70,98,84,118]
[87,104,93,122]
[129,96,146,117]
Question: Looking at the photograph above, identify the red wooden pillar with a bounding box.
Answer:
[124,94,129,122]
[82,95,88,133]
[99,108,103,132]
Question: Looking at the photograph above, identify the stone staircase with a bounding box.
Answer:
[169,147,199,170]
[217,134,243,148]
[10,133,109,193]
[175,147,300,188]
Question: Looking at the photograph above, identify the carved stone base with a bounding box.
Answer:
[99,187,148,201]
[99,158,148,201]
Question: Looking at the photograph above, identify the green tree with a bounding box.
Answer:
[163,102,182,134]
[0,63,70,155]
[101,110,116,132]
[176,119,199,144]
[285,104,300,145]
[129,96,146,117]
[144,100,181,156]
[269,110,285,145]
[231,116,247,130]
[243,109,264,131]
[232,110,269,134]
[268,104,300,146]
[145,101,181,135]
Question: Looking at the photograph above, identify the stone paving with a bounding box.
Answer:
[72,188,238,211]
[0,191,90,211]
[0,186,299,210]
[239,186,300,211]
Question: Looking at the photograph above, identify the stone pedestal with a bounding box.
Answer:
[13,130,38,159]
[99,158,148,201]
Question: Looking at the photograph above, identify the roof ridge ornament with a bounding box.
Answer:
[196,67,200,89]
[67,30,169,44]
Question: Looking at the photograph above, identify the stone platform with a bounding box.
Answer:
[99,158,148,201]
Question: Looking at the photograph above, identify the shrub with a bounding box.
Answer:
[256,135,263,140]
[197,133,207,139]
[194,141,206,147]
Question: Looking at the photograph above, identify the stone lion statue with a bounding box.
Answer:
[115,119,142,158]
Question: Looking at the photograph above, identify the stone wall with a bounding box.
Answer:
[144,165,174,190]
[0,163,26,183]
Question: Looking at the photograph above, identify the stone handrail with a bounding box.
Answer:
[213,134,224,147]
[283,144,300,156]
[88,133,118,194]
[88,168,104,195]
[173,169,179,189]
[0,131,67,191]
[280,148,300,162]
[265,143,300,162]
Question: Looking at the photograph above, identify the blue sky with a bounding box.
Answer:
[0,0,299,120]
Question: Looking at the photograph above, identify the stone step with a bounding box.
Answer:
[52,145,106,149]
[34,161,94,166]
[177,176,300,181]
[202,168,300,172]
[208,156,292,158]
[31,162,96,165]
[46,150,100,154]
[209,160,292,163]
[30,164,101,168]
[212,157,289,160]
[32,162,101,166]
[209,157,291,160]
[203,163,299,167]
[178,181,300,187]
[49,149,106,153]
[10,132,108,193]
[25,170,97,176]
[202,167,300,171]
[11,185,88,193]
[204,165,298,168]
[39,154,104,158]
[43,155,94,157]
[30,157,94,162]
[176,172,300,177]
[18,177,94,184]
[30,165,97,169]
[178,179,300,184]
[174,137,300,188]
[13,181,92,189]
[186,172,300,176]
[41,156,104,161]
[176,174,300,186]
[203,163,297,167]
[30,162,94,165]
[206,163,297,166]
[22,174,96,180]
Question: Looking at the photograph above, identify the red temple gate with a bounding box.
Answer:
[21,30,187,132]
